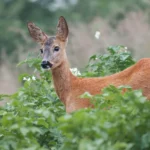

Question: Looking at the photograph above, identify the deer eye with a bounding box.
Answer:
[54,46,59,52]
[40,49,43,54]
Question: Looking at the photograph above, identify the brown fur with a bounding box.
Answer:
[51,58,150,112]
[27,16,150,113]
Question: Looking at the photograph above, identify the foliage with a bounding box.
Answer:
[0,0,56,62]
[84,46,135,77]
[0,46,149,150]
[0,53,65,150]
[1,0,150,62]
[66,0,150,23]
[59,86,150,150]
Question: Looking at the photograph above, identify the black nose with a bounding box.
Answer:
[41,61,52,69]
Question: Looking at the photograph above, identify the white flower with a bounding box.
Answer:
[70,68,81,76]
[125,47,128,50]
[23,77,27,81]
[27,78,31,81]
[23,76,36,81]
[95,31,101,39]
[32,76,36,80]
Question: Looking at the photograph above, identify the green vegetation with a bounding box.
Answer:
[1,0,150,62]
[84,46,135,77]
[0,46,149,150]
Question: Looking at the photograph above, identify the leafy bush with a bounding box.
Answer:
[84,46,135,77]
[0,46,149,150]
[0,53,65,150]
[59,86,150,150]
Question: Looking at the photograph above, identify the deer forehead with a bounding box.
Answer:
[44,37,55,47]
[42,37,65,48]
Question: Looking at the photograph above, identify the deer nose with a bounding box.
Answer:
[41,61,53,69]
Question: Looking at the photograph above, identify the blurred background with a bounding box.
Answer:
[1,0,150,94]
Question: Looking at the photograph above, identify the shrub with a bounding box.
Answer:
[83,45,135,77]
[0,53,65,150]
[59,86,150,150]
[0,46,149,150]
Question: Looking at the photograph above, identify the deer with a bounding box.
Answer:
[27,16,150,113]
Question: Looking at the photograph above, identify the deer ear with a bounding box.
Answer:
[27,22,48,44]
[56,16,69,41]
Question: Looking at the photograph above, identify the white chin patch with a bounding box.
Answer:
[42,67,51,71]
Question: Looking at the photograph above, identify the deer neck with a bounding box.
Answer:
[51,58,74,104]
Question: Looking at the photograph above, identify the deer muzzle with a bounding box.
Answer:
[41,61,53,69]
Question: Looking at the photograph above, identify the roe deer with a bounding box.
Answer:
[27,16,150,113]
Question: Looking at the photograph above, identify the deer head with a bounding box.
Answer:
[27,16,69,69]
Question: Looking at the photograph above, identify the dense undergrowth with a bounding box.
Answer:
[0,46,149,150]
